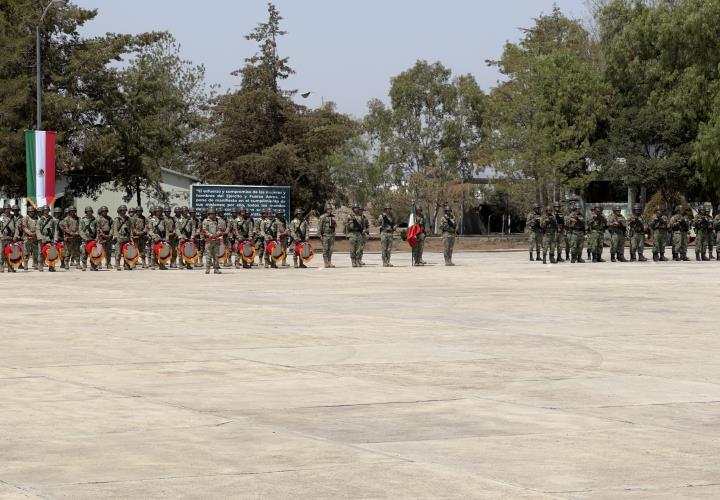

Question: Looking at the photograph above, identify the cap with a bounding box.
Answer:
[117,204,127,211]
[85,206,93,213]
[11,204,19,210]
[53,207,63,213]
[207,208,216,214]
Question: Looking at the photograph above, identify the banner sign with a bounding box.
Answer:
[191,184,291,220]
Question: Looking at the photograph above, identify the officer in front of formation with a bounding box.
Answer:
[440,206,458,266]
[202,207,224,274]
[377,205,396,267]
[526,203,542,261]
[318,205,337,268]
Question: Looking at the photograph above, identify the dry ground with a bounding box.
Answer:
[2,251,720,499]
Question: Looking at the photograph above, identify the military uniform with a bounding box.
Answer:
[20,209,40,270]
[163,208,178,268]
[258,212,273,268]
[97,209,113,269]
[607,209,627,262]
[669,206,690,261]
[377,208,396,267]
[714,208,720,261]
[693,208,712,261]
[131,208,148,268]
[412,210,428,266]
[627,207,648,262]
[649,209,669,261]
[147,209,168,270]
[289,210,309,268]
[202,212,225,274]
[440,209,458,266]
[0,209,18,272]
[553,205,567,262]
[36,208,59,271]
[270,212,288,268]
[540,208,558,264]
[59,209,80,269]
[112,206,134,270]
[176,209,196,270]
[566,207,586,263]
[346,208,365,267]
[318,208,337,268]
[232,210,255,269]
[526,206,543,261]
[358,210,370,266]
[79,209,99,271]
[587,208,607,262]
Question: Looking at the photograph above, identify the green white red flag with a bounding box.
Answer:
[25,130,57,207]
[407,207,422,248]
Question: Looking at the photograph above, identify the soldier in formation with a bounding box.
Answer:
[0,205,18,272]
[377,205,396,267]
[670,205,690,261]
[526,203,542,261]
[411,207,428,266]
[607,206,627,262]
[440,206,458,266]
[346,204,365,268]
[566,204,586,263]
[318,205,337,268]
[627,205,648,262]
[79,206,99,271]
[540,206,558,264]
[202,208,225,274]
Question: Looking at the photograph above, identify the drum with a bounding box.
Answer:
[181,240,198,264]
[266,240,285,264]
[294,241,314,264]
[42,242,63,267]
[86,240,105,266]
[154,241,172,265]
[217,241,229,263]
[122,241,140,267]
[4,243,24,269]
[239,239,256,264]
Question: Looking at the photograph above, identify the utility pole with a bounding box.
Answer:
[36,0,64,130]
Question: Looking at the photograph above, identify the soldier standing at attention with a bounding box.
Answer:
[37,205,60,272]
[318,205,337,268]
[692,205,711,261]
[440,206,458,266]
[79,207,99,271]
[526,203,543,262]
[177,206,196,270]
[234,208,254,269]
[627,205,648,262]
[132,206,148,269]
[270,210,289,267]
[112,205,133,271]
[378,205,396,267]
[289,208,309,268]
[228,208,240,268]
[566,204,586,263]
[258,209,273,268]
[21,206,40,271]
[346,204,365,267]
[412,207,429,266]
[587,205,607,263]
[147,206,167,270]
[162,206,177,268]
[202,208,224,274]
[97,206,113,269]
[669,205,689,261]
[358,208,370,266]
[649,206,670,261]
[552,202,566,262]
[607,206,627,262]
[540,206,558,264]
[713,205,720,261]
[0,205,18,273]
[59,206,80,269]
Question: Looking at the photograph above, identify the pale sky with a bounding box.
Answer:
[73,0,589,117]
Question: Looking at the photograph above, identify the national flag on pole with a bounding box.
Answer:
[25,130,57,208]
[406,207,422,248]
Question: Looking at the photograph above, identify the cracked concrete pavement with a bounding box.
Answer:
[2,251,720,499]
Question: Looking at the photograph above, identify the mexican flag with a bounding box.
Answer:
[406,207,422,248]
[25,130,57,207]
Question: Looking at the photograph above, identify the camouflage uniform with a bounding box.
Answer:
[714,208,720,261]
[112,206,134,270]
[540,208,558,264]
[439,208,458,266]
[176,209,197,270]
[377,207,395,267]
[358,210,370,266]
[626,207,648,262]
[36,208,59,271]
[553,204,567,262]
[318,207,337,268]
[270,212,289,268]
[693,207,712,261]
[258,212,273,268]
[607,208,627,262]
[79,208,99,271]
[412,210,428,266]
[587,207,607,262]
[289,210,309,268]
[566,207,586,263]
[526,205,542,261]
[59,209,80,269]
[147,208,168,270]
[0,208,18,272]
[131,208,148,268]
[97,209,113,269]
[20,208,40,270]
[346,207,365,267]
[649,209,669,261]
[163,208,178,268]
[669,206,690,261]
[233,210,255,269]
[202,211,225,274]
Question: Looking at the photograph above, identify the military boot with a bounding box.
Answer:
[556,254,564,263]
[696,251,702,261]
[659,253,668,261]
[565,250,570,260]
[611,252,616,262]
[630,253,636,262]
[639,253,648,262]
[549,253,556,264]
[702,254,710,261]
[577,255,585,263]
[529,251,534,262]
[597,253,606,263]
[542,252,547,264]
[717,252,720,261]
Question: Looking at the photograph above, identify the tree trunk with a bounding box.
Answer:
[135,178,141,207]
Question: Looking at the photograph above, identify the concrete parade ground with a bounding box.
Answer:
[3,251,720,499]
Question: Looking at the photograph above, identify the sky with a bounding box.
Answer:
[73,0,589,117]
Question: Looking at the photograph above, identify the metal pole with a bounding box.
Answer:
[36,25,42,130]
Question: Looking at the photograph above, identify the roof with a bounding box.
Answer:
[161,167,200,182]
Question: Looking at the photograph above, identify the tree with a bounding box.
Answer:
[197,2,357,211]
[0,0,164,197]
[477,7,610,211]
[365,61,486,230]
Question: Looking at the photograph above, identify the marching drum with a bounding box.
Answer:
[154,241,172,266]
[42,242,63,267]
[86,240,104,266]
[266,240,286,264]
[239,240,256,265]
[217,241,229,263]
[122,241,140,267]
[294,241,314,264]
[181,240,198,265]
[4,242,24,269]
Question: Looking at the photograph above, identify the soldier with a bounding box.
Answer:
[607,206,627,262]
[346,204,365,267]
[97,206,113,269]
[649,206,670,261]
[79,206,99,271]
[162,206,177,268]
[566,204,586,263]
[526,203,542,261]
[440,206,458,266]
[318,205,337,268]
[233,208,254,269]
[553,202,566,263]
[176,206,196,270]
[20,206,40,271]
[587,205,607,263]
[257,209,272,268]
[227,208,240,268]
[202,207,225,274]
[358,207,370,266]
[0,205,18,273]
[147,207,168,271]
[289,208,310,268]
[627,205,648,262]
[112,205,134,270]
[37,205,60,272]
[270,210,289,268]
[132,206,148,269]
[59,206,80,269]
[412,207,429,266]
[714,205,720,261]
[693,205,712,261]
[11,204,21,222]
[669,205,690,261]
[540,206,558,264]
[378,204,396,267]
